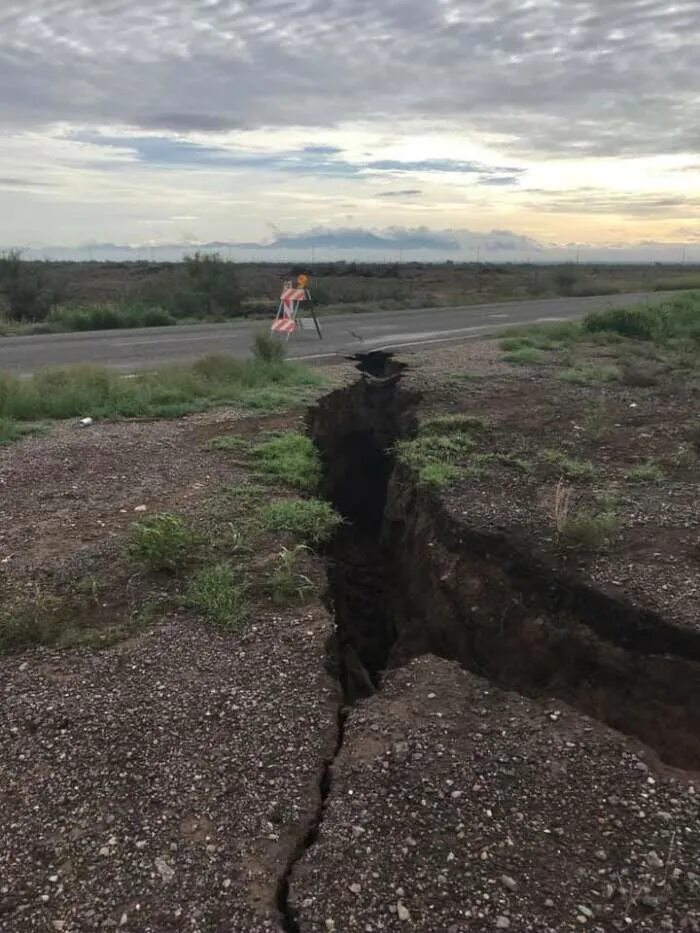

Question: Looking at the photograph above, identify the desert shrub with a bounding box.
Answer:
[253,328,287,363]
[178,252,242,317]
[552,265,579,296]
[0,251,53,322]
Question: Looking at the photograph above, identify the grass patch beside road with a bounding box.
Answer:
[0,355,325,436]
[501,294,700,364]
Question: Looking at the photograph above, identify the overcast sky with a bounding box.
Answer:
[1,0,698,260]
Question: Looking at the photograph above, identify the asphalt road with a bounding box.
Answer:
[0,291,679,374]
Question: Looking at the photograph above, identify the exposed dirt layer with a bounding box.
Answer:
[0,610,338,932]
[291,656,700,932]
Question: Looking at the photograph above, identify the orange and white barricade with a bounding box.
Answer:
[271,275,322,340]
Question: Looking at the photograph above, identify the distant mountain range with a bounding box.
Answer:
[2,226,696,264]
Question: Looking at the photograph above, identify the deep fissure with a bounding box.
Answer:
[278,351,700,930]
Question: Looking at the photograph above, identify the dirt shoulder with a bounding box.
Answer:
[291,656,699,932]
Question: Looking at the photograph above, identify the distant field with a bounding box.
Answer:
[1,255,700,334]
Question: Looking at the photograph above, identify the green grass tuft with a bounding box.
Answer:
[0,417,44,446]
[559,510,620,549]
[540,449,595,480]
[262,498,342,546]
[502,346,544,365]
[558,365,620,385]
[625,462,665,483]
[186,564,247,630]
[251,431,321,491]
[268,545,316,604]
[421,413,488,435]
[127,512,198,571]
[204,435,250,452]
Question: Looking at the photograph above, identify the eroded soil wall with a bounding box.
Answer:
[310,354,700,769]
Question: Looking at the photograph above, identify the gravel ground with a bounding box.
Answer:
[0,411,255,578]
[291,656,700,932]
[0,609,339,932]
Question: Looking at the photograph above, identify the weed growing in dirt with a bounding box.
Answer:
[499,335,534,352]
[127,512,198,572]
[262,498,342,546]
[396,415,481,488]
[582,401,613,439]
[625,462,665,483]
[444,371,478,383]
[559,365,620,385]
[619,361,659,388]
[186,564,247,629]
[466,452,534,477]
[0,592,59,652]
[397,432,473,489]
[540,449,595,480]
[0,417,44,446]
[0,356,325,429]
[251,431,321,491]
[421,413,488,435]
[268,545,315,603]
[559,509,621,549]
[204,435,250,452]
[217,482,269,508]
[502,346,544,365]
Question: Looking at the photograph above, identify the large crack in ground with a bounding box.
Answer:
[278,351,700,930]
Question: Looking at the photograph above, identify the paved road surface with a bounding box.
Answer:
[0,292,679,373]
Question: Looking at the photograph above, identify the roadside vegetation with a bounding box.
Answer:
[496,293,700,393]
[0,353,324,439]
[2,251,699,334]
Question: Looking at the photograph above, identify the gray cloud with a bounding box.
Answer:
[526,189,700,216]
[0,177,57,189]
[0,1,698,157]
[376,190,423,199]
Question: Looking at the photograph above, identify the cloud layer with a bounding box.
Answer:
[1,1,699,157]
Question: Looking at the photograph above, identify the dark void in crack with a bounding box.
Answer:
[308,351,419,701]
